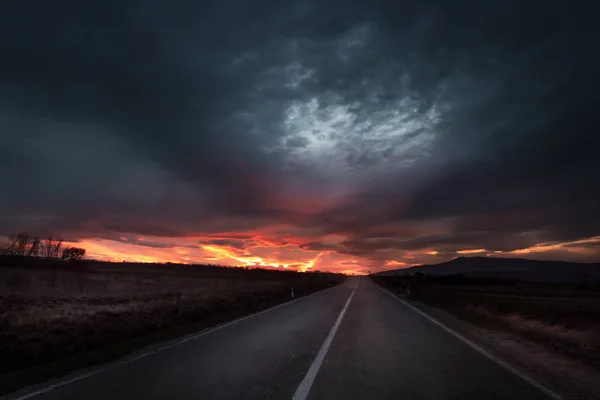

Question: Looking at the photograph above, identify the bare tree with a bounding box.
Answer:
[61,247,86,261]
[43,236,63,259]
[53,239,63,259]
[27,237,40,257]
[0,239,10,255]
[0,232,43,258]
[42,237,53,258]
[12,232,30,256]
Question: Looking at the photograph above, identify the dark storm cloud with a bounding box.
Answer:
[199,239,247,250]
[1,0,599,265]
[114,234,199,249]
[298,0,600,259]
[299,242,340,252]
[0,1,308,234]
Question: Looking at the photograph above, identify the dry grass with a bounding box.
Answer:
[464,303,600,356]
[474,328,600,400]
[372,275,600,398]
[0,264,344,375]
[501,313,599,345]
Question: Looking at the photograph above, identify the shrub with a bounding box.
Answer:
[61,247,86,261]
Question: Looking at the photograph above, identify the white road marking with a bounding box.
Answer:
[5,285,339,400]
[292,284,357,400]
[8,371,101,400]
[376,284,563,400]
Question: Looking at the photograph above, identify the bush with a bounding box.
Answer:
[61,247,86,261]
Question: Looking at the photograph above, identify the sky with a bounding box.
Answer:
[1,0,599,274]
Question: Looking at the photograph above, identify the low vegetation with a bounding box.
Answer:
[0,251,344,388]
[371,274,600,370]
[0,232,86,261]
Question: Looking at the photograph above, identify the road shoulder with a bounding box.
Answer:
[377,285,600,400]
[0,283,341,398]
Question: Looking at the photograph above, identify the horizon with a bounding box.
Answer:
[4,242,599,277]
[2,1,599,275]
[2,234,597,276]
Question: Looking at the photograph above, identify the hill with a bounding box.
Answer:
[376,256,600,283]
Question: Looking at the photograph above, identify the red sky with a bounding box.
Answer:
[2,2,599,274]
[64,233,600,275]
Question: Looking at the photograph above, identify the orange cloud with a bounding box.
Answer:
[494,236,600,260]
[64,232,600,276]
[69,235,364,274]
[456,249,487,254]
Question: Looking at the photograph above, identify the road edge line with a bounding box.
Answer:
[292,286,357,400]
[5,284,341,400]
[375,284,563,400]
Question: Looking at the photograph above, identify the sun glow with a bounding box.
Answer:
[63,234,600,276]
[456,249,487,254]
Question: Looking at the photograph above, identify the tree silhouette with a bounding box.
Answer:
[61,247,86,261]
[43,236,63,259]
[0,232,41,256]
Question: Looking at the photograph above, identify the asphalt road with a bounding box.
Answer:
[5,278,559,400]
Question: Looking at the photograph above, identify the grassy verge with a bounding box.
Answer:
[371,275,600,398]
[0,263,345,395]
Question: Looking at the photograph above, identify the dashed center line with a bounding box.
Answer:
[292,283,357,400]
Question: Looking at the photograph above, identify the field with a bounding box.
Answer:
[371,274,600,398]
[0,257,344,389]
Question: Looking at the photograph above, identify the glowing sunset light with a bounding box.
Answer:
[72,240,182,264]
[495,236,600,260]
[57,231,600,276]
[456,249,487,255]
[2,1,599,280]
[384,260,409,267]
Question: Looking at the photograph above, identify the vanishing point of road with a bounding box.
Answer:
[4,278,560,400]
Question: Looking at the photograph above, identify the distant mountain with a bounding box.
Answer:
[376,256,600,283]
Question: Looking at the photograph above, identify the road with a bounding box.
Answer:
[5,278,559,400]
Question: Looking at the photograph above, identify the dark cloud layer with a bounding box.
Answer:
[1,0,599,270]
